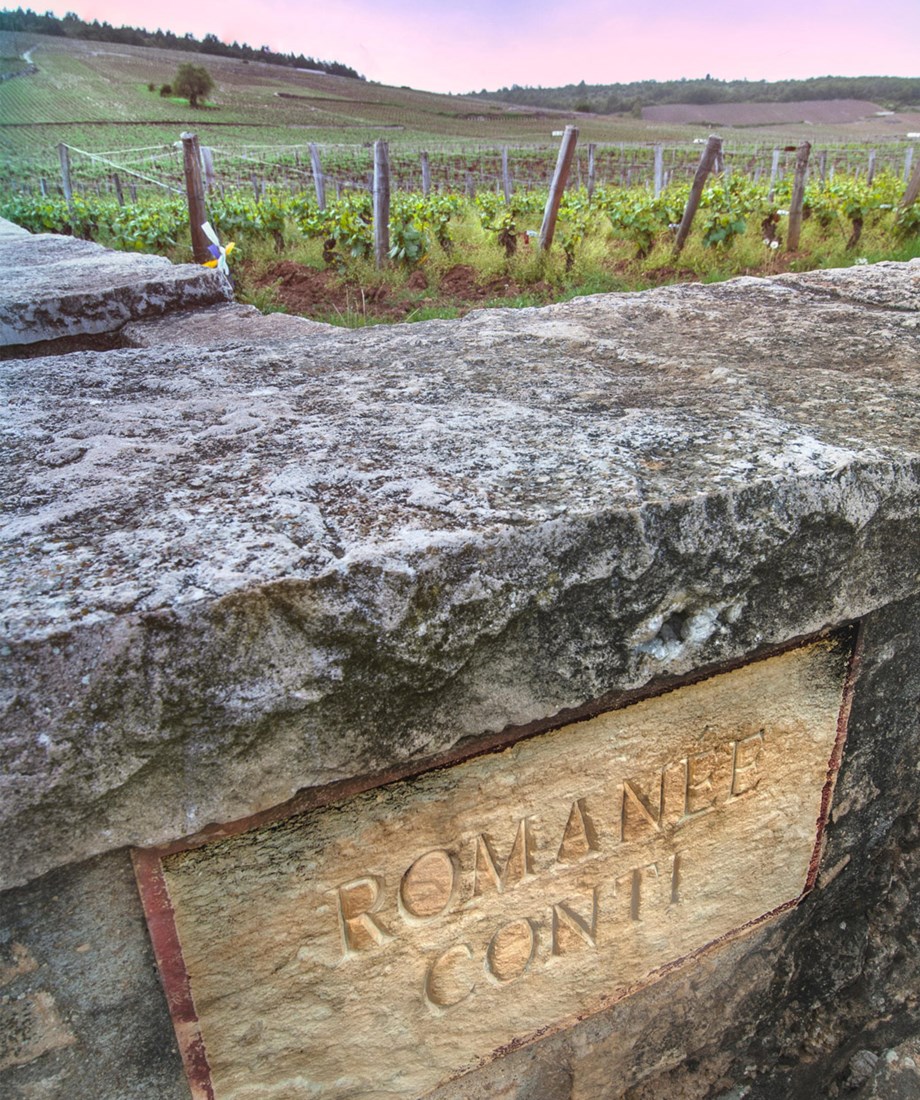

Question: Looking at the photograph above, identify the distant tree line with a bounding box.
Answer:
[472,75,920,114]
[0,7,364,80]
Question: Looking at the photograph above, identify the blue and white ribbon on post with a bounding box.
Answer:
[201,221,235,276]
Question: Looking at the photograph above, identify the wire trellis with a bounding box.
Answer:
[13,136,917,205]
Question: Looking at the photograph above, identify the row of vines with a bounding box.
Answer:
[3,170,918,271]
[4,135,916,205]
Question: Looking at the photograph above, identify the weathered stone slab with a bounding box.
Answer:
[0,251,919,1100]
[0,991,75,1071]
[143,638,850,1099]
[0,847,186,1098]
[121,302,333,347]
[1,262,919,892]
[0,219,232,345]
[1,596,917,1100]
[0,218,29,239]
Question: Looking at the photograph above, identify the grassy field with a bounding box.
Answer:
[230,201,920,329]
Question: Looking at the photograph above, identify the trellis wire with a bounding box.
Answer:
[18,137,918,206]
[62,143,184,194]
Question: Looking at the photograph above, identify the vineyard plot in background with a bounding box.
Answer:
[5,27,920,157]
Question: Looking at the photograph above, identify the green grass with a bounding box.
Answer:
[194,179,919,328]
[236,282,290,314]
[403,304,462,322]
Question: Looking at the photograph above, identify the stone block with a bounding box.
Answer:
[144,638,850,1099]
[0,220,232,346]
[2,262,918,890]
[2,261,919,1098]
[0,850,187,1098]
[121,302,334,347]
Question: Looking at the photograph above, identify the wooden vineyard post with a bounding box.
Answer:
[180,132,212,264]
[112,173,125,206]
[310,143,325,210]
[901,153,920,209]
[819,149,828,185]
[768,146,781,203]
[539,125,578,251]
[39,177,47,197]
[250,174,261,202]
[420,151,431,196]
[58,142,73,211]
[587,143,596,201]
[465,172,475,200]
[673,135,721,257]
[786,141,812,251]
[502,147,512,204]
[904,146,914,184]
[373,139,390,269]
[867,149,877,186]
[653,144,664,197]
[201,146,216,191]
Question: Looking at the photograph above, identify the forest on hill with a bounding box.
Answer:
[473,75,920,114]
[0,6,364,79]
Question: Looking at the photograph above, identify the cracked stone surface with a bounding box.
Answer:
[121,302,334,346]
[0,219,232,345]
[2,260,919,891]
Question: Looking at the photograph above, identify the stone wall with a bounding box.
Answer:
[2,242,919,1098]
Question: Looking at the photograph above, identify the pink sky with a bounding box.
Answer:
[51,1,920,93]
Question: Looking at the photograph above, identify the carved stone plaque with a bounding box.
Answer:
[136,636,853,1100]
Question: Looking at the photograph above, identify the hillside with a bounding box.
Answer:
[473,76,920,114]
[6,31,920,166]
[0,6,363,78]
[0,29,673,157]
[643,99,911,126]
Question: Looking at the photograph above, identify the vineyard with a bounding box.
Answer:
[5,26,920,180]
[4,130,918,200]
[4,158,919,326]
[3,29,920,325]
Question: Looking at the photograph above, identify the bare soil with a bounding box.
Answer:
[249,261,557,323]
[244,248,825,328]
